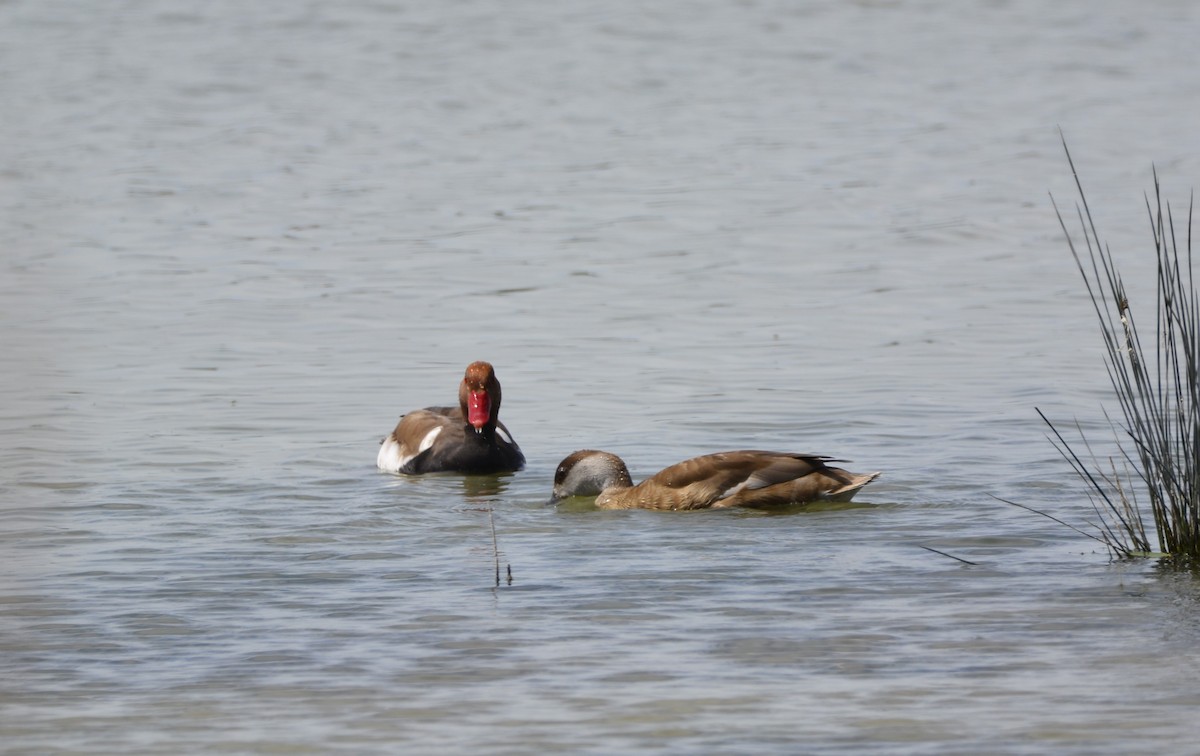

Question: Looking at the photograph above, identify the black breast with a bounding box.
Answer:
[401,423,525,474]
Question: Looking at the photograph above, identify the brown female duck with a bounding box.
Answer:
[549,449,879,510]
[377,361,524,474]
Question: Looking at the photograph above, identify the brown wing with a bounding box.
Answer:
[740,454,843,490]
[601,451,872,510]
[387,407,459,462]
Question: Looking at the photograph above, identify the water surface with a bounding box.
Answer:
[4,0,1200,753]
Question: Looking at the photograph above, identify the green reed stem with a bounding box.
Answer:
[1041,138,1200,563]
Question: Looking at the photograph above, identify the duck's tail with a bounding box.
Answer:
[824,471,882,501]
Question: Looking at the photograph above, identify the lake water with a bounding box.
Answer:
[5,0,1200,752]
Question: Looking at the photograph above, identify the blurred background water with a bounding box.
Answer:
[4,0,1200,753]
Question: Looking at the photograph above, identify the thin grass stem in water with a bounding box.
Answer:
[1035,138,1200,563]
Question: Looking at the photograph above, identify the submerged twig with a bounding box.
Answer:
[488,507,501,587]
[990,493,1109,546]
[468,505,510,587]
[918,545,980,566]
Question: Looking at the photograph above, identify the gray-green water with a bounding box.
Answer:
[5,0,1200,752]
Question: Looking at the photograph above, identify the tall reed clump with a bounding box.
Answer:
[1040,142,1200,562]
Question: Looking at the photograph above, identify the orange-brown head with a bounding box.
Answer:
[458,361,502,432]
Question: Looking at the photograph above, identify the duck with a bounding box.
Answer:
[377,361,525,474]
[549,449,879,510]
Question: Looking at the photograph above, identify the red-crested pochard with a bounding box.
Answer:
[377,361,525,474]
[549,449,879,510]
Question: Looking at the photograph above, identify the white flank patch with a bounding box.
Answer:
[495,426,513,445]
[376,438,404,472]
[377,426,442,472]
